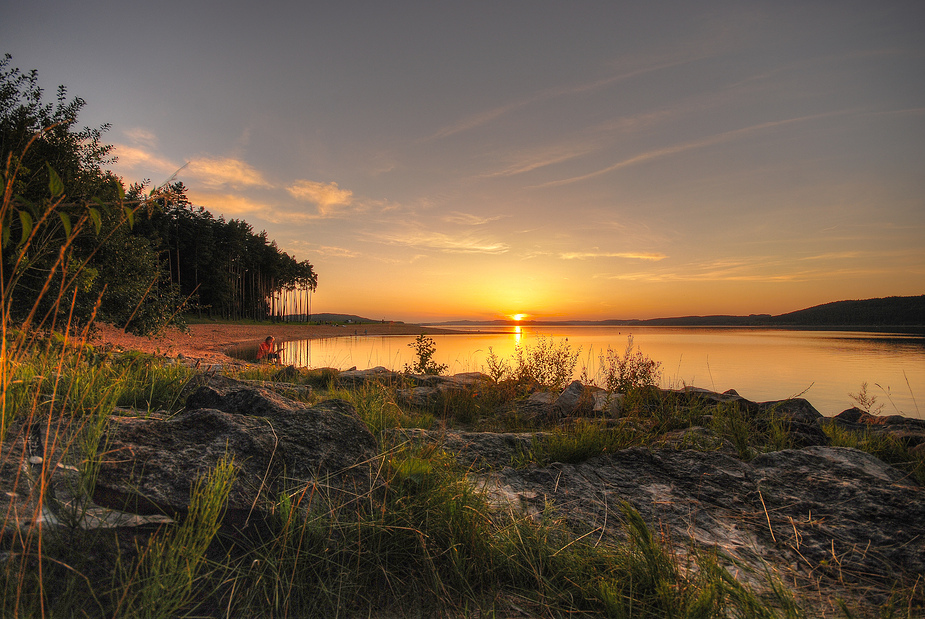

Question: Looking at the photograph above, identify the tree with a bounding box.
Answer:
[1,54,182,335]
[2,54,319,333]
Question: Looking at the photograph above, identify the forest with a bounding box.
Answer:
[0,54,317,335]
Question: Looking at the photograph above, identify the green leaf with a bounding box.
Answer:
[46,163,64,197]
[123,205,135,229]
[1,221,10,248]
[92,196,111,216]
[88,207,102,234]
[17,210,33,248]
[58,211,73,237]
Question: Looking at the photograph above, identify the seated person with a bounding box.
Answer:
[256,336,280,362]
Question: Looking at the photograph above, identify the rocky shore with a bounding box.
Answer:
[4,366,923,616]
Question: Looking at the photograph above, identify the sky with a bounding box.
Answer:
[4,1,924,322]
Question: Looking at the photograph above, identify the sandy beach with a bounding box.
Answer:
[91,321,461,363]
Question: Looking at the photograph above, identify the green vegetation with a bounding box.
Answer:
[1,54,316,335]
[405,334,449,375]
[4,327,924,616]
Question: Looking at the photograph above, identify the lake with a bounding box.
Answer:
[237,326,925,419]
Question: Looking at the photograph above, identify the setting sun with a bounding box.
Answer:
[511,313,527,322]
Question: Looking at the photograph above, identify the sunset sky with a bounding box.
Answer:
[5,1,924,322]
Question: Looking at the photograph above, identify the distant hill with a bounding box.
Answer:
[282,313,390,324]
[769,295,925,327]
[429,295,925,328]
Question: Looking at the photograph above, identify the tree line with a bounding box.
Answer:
[1,54,317,335]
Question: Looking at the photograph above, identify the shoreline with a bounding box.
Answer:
[91,322,464,363]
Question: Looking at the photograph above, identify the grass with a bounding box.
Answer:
[3,335,924,616]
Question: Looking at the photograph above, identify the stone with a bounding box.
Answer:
[482,445,925,597]
[337,366,402,386]
[832,407,925,448]
[396,372,492,407]
[93,384,378,524]
[553,380,593,417]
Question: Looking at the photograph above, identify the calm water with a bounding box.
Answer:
[233,326,925,419]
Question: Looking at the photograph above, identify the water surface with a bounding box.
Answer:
[235,326,925,418]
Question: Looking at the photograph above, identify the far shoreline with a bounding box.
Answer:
[91,321,467,364]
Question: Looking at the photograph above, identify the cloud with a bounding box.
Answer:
[588,252,899,284]
[481,145,595,178]
[185,157,272,190]
[532,110,857,188]
[367,228,509,254]
[187,190,337,225]
[123,127,159,148]
[561,251,667,261]
[442,211,505,225]
[287,180,354,216]
[427,53,713,141]
[186,191,272,216]
[110,144,178,177]
[312,245,360,258]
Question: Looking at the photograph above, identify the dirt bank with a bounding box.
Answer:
[91,322,461,364]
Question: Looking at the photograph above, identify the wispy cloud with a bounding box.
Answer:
[287,180,354,216]
[110,144,178,177]
[533,110,856,188]
[589,250,903,283]
[313,245,361,258]
[187,191,272,217]
[366,228,509,254]
[123,127,159,149]
[426,55,711,141]
[481,145,595,178]
[561,250,667,261]
[186,156,272,190]
[442,211,505,225]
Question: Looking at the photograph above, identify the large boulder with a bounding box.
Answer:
[484,445,925,596]
[833,407,925,451]
[93,385,378,525]
[388,425,924,602]
[395,372,492,407]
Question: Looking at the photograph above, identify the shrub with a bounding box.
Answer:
[513,336,580,391]
[600,335,662,394]
[405,334,448,375]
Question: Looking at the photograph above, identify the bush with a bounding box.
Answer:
[513,336,580,391]
[600,335,662,394]
[405,334,448,375]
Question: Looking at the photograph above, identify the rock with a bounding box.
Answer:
[832,407,925,448]
[385,428,544,470]
[553,380,593,417]
[93,385,378,524]
[396,372,492,407]
[482,445,925,596]
[591,391,624,416]
[337,365,403,386]
[271,364,301,382]
[0,418,175,538]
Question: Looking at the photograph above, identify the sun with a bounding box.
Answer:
[511,313,527,322]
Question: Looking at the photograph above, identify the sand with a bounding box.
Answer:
[90,321,461,364]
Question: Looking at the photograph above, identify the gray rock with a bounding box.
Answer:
[553,380,592,417]
[396,372,492,407]
[337,366,403,386]
[833,407,925,449]
[384,427,548,470]
[94,385,378,524]
[482,445,924,595]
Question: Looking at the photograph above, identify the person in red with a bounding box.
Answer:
[256,336,280,363]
